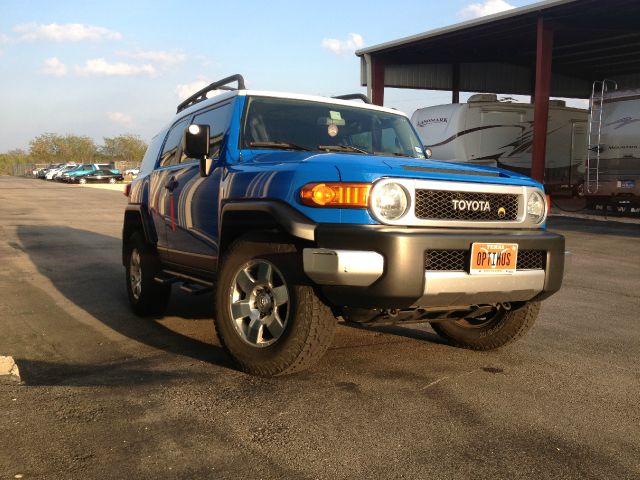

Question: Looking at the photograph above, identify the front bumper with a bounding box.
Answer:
[306,225,565,309]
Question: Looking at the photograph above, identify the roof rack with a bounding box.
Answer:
[332,93,372,104]
[176,74,246,113]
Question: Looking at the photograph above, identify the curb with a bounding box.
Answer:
[0,356,21,384]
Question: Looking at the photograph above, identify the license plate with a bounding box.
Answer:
[619,180,635,189]
[470,243,518,274]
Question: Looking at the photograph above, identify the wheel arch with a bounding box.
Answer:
[219,201,317,255]
[122,205,157,266]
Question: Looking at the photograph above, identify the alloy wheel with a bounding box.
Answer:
[228,259,290,347]
[129,248,142,300]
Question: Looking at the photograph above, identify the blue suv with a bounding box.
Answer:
[123,75,564,376]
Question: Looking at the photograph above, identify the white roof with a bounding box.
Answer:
[176,89,407,119]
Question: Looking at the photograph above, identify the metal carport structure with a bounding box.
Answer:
[356,0,640,183]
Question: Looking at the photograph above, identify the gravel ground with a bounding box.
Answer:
[0,176,638,479]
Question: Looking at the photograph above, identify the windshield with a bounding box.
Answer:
[241,96,426,159]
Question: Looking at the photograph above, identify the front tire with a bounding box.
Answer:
[431,302,540,350]
[109,177,116,184]
[215,235,336,376]
[125,232,171,316]
[78,177,87,184]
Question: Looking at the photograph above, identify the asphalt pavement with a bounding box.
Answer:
[0,176,638,479]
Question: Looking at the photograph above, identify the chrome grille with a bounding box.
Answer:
[415,190,519,221]
[425,249,546,271]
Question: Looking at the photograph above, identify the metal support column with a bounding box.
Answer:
[531,16,554,183]
[452,63,460,104]
[371,57,385,106]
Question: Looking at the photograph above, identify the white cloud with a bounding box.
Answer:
[117,49,186,66]
[75,58,156,77]
[175,78,210,100]
[321,33,364,55]
[0,33,12,44]
[108,112,133,127]
[42,57,68,77]
[13,22,122,42]
[458,0,515,19]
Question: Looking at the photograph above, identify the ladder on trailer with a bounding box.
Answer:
[586,79,617,194]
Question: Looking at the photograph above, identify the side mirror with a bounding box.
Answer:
[182,124,211,176]
[424,147,433,159]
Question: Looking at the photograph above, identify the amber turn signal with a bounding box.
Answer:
[300,182,371,208]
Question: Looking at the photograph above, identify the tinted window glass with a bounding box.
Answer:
[140,132,166,175]
[192,102,233,159]
[160,118,189,167]
[241,96,425,159]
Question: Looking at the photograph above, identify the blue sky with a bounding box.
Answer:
[0,0,541,152]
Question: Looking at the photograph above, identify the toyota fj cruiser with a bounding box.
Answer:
[122,74,564,376]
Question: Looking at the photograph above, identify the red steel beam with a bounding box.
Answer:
[532,16,554,183]
[371,57,385,106]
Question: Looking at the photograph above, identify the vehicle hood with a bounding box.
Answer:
[246,151,541,188]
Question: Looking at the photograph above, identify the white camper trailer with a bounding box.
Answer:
[411,94,588,195]
[586,85,640,204]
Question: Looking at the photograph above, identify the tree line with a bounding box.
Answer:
[0,133,148,175]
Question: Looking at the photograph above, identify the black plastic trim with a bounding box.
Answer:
[177,74,245,113]
[314,224,565,309]
[221,200,317,241]
[332,93,372,104]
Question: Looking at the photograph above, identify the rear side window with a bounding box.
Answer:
[139,132,166,175]
[192,102,233,159]
[159,118,190,167]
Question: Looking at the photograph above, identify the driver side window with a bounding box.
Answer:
[159,118,189,167]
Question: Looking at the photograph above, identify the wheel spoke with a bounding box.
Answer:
[256,262,273,285]
[264,314,285,339]
[272,285,289,306]
[231,300,252,320]
[235,268,255,295]
[246,318,263,344]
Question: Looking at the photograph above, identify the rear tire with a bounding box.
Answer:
[215,234,336,376]
[431,302,540,350]
[79,178,87,185]
[125,232,171,317]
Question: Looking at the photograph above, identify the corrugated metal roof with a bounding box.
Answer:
[357,0,640,98]
[356,0,575,57]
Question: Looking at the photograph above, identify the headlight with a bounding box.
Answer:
[370,182,409,222]
[527,190,546,224]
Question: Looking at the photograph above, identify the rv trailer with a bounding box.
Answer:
[586,83,640,211]
[411,95,588,195]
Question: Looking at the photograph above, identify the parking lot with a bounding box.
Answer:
[0,175,638,479]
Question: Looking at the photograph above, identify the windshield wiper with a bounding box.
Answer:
[249,141,311,151]
[374,151,417,158]
[318,144,371,154]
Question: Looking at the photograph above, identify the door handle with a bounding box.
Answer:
[165,176,178,191]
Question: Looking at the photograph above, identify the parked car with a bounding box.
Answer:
[37,164,63,179]
[74,169,124,184]
[61,163,116,182]
[53,164,79,180]
[122,74,564,377]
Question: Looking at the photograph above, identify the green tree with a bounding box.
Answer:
[29,133,60,163]
[100,135,147,164]
[0,149,30,175]
[29,133,96,164]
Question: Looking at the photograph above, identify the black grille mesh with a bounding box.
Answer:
[516,250,546,270]
[415,190,519,221]
[424,249,546,271]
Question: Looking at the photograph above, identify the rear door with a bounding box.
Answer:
[149,117,190,261]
